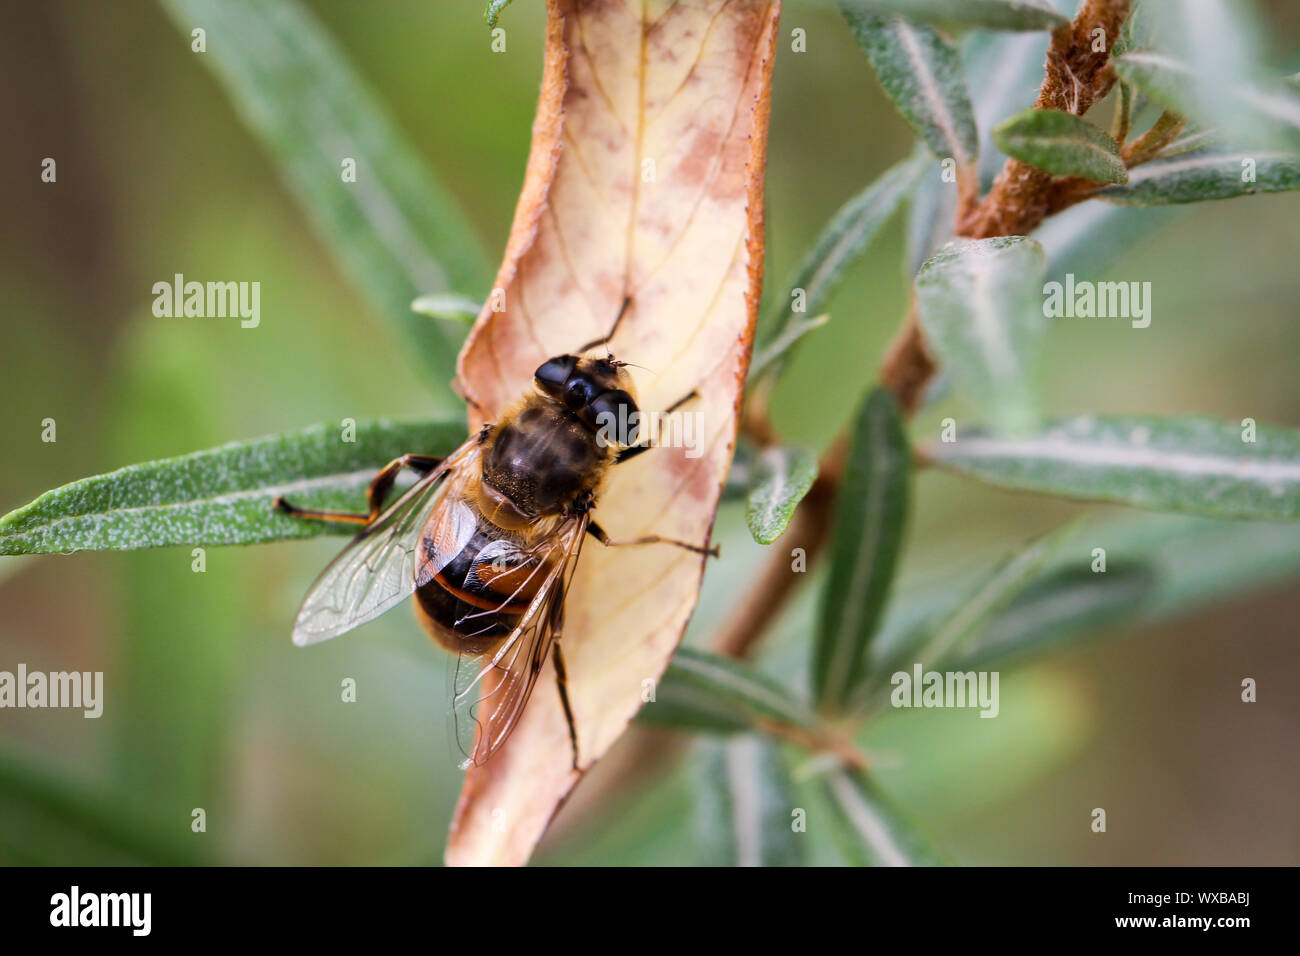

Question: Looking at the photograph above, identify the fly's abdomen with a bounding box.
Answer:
[413,499,547,652]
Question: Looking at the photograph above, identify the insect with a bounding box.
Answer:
[273,299,715,770]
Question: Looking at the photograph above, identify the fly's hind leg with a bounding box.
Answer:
[273,453,443,526]
[551,641,581,772]
[586,518,719,558]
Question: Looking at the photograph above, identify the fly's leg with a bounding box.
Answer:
[273,453,443,526]
[586,519,719,558]
[615,389,699,464]
[551,641,581,772]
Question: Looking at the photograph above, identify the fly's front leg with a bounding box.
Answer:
[615,389,700,464]
[586,519,719,558]
[273,453,442,526]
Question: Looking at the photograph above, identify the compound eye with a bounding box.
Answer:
[588,389,639,446]
[563,374,598,411]
[534,354,578,397]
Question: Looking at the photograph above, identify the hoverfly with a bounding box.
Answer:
[273,299,715,770]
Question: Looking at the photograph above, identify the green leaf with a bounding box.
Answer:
[748,314,830,382]
[814,388,911,712]
[157,0,493,398]
[411,293,482,325]
[841,9,978,172]
[0,748,208,865]
[870,512,1300,678]
[694,736,805,867]
[913,236,1048,433]
[745,446,819,546]
[1097,149,1300,204]
[760,152,927,379]
[841,0,1066,32]
[926,415,1300,520]
[823,768,945,866]
[638,648,821,734]
[892,521,1079,675]
[1036,197,1179,285]
[0,420,465,554]
[951,563,1158,670]
[1115,51,1300,152]
[965,26,1055,191]
[484,0,515,28]
[994,108,1128,183]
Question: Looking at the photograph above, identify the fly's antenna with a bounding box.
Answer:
[578,296,631,353]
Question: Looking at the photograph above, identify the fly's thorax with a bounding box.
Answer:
[480,397,611,518]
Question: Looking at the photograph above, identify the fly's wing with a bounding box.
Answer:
[451,513,589,766]
[291,442,482,647]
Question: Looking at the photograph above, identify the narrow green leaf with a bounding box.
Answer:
[926,415,1300,520]
[1115,51,1300,152]
[814,388,911,712]
[951,563,1158,669]
[639,648,821,734]
[760,152,927,379]
[748,314,830,382]
[841,9,979,170]
[964,25,1055,191]
[1156,127,1225,158]
[694,736,805,867]
[411,293,482,325]
[871,512,1300,677]
[823,768,945,866]
[746,446,819,545]
[158,0,493,397]
[913,237,1048,433]
[0,749,208,865]
[841,0,1066,32]
[1097,149,1300,204]
[894,521,1079,675]
[484,0,515,28]
[994,108,1128,183]
[0,420,465,554]
[904,155,957,275]
[1035,199,1180,284]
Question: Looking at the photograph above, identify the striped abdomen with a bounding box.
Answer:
[413,497,552,653]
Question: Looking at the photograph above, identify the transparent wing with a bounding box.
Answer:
[451,512,589,766]
[291,442,481,647]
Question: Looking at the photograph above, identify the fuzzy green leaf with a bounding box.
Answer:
[1115,51,1300,152]
[745,446,819,546]
[0,421,465,554]
[484,0,515,28]
[158,0,493,399]
[952,563,1159,670]
[411,293,482,326]
[914,237,1048,433]
[1097,149,1300,204]
[823,768,945,866]
[814,388,911,713]
[694,736,805,867]
[891,521,1080,678]
[760,152,927,380]
[926,415,1300,520]
[841,9,978,170]
[638,648,821,734]
[841,0,1066,32]
[994,108,1129,183]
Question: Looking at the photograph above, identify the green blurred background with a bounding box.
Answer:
[1,0,1298,865]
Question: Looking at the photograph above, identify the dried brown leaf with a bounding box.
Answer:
[447,0,780,866]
